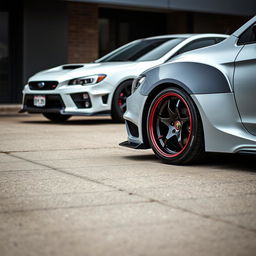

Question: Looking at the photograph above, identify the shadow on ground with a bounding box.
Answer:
[20,118,116,126]
[123,153,159,162]
[123,152,256,172]
[201,153,256,172]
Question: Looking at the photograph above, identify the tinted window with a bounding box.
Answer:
[137,39,184,61]
[97,38,185,62]
[237,23,256,45]
[177,38,217,55]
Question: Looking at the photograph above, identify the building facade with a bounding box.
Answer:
[0,0,255,104]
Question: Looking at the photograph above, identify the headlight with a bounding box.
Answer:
[131,75,146,94]
[68,74,106,86]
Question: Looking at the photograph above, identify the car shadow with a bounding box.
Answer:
[123,153,159,162]
[200,153,256,172]
[123,152,256,172]
[20,118,116,126]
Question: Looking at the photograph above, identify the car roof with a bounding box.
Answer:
[142,34,229,40]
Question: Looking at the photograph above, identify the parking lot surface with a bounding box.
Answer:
[0,114,256,256]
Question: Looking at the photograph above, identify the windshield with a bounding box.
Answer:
[97,38,185,62]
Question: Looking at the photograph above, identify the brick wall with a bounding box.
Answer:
[68,2,99,63]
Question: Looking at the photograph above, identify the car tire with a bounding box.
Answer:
[111,80,132,123]
[42,113,71,122]
[147,87,204,165]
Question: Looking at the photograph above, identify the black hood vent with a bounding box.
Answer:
[62,65,84,70]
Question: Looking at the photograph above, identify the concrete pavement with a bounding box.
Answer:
[0,105,21,115]
[0,114,256,256]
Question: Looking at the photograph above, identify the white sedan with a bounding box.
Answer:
[21,33,227,122]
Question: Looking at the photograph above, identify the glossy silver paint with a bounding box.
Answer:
[123,16,256,154]
[234,43,256,135]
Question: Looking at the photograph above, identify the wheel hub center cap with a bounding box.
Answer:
[174,120,182,130]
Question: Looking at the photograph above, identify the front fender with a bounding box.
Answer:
[140,62,231,95]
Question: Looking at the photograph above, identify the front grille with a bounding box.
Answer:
[24,94,64,110]
[127,120,139,138]
[29,81,59,90]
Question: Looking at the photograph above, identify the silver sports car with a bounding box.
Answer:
[120,16,256,164]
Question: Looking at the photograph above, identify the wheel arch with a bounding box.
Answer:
[111,78,135,122]
[110,78,135,106]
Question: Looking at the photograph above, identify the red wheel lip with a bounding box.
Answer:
[149,92,193,158]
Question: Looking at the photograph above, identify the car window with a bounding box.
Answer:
[166,37,225,62]
[176,38,217,55]
[137,39,184,61]
[97,38,185,62]
[237,23,256,45]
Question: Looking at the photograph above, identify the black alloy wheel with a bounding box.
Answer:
[147,87,204,165]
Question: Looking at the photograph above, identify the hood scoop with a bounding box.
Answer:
[62,65,84,70]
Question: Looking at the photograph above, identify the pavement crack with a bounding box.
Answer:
[6,152,256,235]
[134,194,256,234]
[0,147,118,154]
[0,200,150,215]
[8,152,120,189]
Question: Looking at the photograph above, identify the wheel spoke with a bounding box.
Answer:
[175,100,190,124]
[180,116,189,123]
[175,99,181,119]
[158,116,171,127]
[167,100,176,119]
[166,131,176,140]
[177,132,183,149]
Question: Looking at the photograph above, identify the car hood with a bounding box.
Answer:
[28,61,158,82]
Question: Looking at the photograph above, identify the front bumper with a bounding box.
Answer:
[120,88,149,149]
[21,82,114,116]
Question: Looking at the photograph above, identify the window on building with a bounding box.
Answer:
[99,8,167,57]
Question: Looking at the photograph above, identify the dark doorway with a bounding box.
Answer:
[0,2,23,103]
[99,8,167,57]
[0,11,10,103]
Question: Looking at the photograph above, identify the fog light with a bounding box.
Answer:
[70,93,92,109]
[85,101,91,108]
[82,93,89,100]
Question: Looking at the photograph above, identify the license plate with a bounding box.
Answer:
[34,95,46,107]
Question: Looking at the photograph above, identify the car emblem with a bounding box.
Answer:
[38,82,45,88]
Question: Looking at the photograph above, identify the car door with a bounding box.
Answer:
[234,23,256,135]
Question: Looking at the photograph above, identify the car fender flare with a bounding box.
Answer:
[140,62,231,96]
